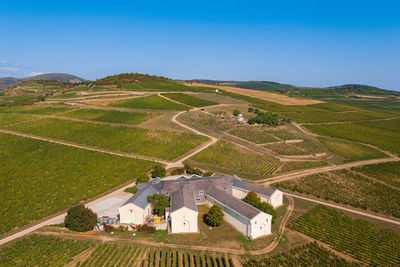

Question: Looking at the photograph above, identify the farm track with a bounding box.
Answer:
[36,196,295,256]
[257,157,398,185]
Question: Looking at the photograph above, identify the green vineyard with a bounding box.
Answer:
[289,206,400,266]
[243,242,359,267]
[140,249,234,267]
[190,141,281,176]
[0,234,91,266]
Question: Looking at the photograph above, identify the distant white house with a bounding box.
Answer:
[119,175,282,239]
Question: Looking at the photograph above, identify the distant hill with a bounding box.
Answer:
[96,73,171,85]
[327,84,398,95]
[0,73,87,89]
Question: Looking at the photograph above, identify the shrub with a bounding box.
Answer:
[184,164,203,175]
[152,164,166,178]
[136,174,150,184]
[64,204,97,232]
[136,224,155,233]
[233,110,240,116]
[248,107,254,113]
[147,194,170,216]
[203,171,214,177]
[205,205,224,227]
[248,112,279,126]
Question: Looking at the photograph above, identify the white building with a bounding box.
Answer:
[119,175,282,239]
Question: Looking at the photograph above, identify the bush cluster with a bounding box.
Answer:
[243,192,277,223]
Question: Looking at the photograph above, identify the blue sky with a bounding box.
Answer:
[1,1,399,90]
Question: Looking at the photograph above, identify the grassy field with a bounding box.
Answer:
[190,141,281,176]
[0,113,35,126]
[243,242,359,267]
[289,110,392,123]
[274,170,400,218]
[352,161,400,188]
[0,105,72,115]
[119,83,144,90]
[277,160,328,173]
[0,235,92,266]
[110,95,189,110]
[317,137,388,162]
[305,119,400,155]
[140,82,215,92]
[5,118,207,160]
[0,132,155,234]
[162,93,218,107]
[61,108,154,124]
[229,128,279,143]
[264,142,311,155]
[289,206,400,266]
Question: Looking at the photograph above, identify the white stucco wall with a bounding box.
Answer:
[261,190,283,208]
[222,208,249,237]
[249,212,272,239]
[119,203,151,225]
[170,207,198,233]
[232,187,247,200]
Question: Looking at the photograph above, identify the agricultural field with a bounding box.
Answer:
[110,95,189,110]
[119,83,144,90]
[189,141,281,177]
[0,113,35,126]
[61,108,155,125]
[276,160,328,173]
[274,170,400,218]
[305,119,400,155]
[243,242,359,267]
[0,235,92,266]
[78,242,143,266]
[5,118,207,160]
[317,137,388,162]
[140,82,215,93]
[289,206,400,266]
[0,132,155,234]
[0,105,72,115]
[162,93,218,107]
[264,142,312,155]
[229,127,279,144]
[352,161,400,188]
[140,248,234,267]
[289,110,392,123]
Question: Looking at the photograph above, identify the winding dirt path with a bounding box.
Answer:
[36,196,294,256]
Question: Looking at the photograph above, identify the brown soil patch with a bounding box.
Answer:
[186,82,323,106]
[85,100,116,106]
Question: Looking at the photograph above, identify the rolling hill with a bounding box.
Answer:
[0,73,88,89]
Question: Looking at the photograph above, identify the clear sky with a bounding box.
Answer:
[1,0,399,90]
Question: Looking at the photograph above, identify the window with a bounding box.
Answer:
[195,198,201,202]
[198,190,204,195]
[255,221,257,224]
[224,186,230,191]
[266,218,268,222]
[260,226,262,230]
[165,191,169,195]
[129,209,133,213]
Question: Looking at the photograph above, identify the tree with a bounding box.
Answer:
[64,204,97,232]
[184,164,203,175]
[203,171,214,177]
[232,110,240,116]
[243,192,277,224]
[147,194,170,216]
[136,174,150,184]
[248,107,254,113]
[243,191,261,207]
[151,164,166,178]
[205,205,224,227]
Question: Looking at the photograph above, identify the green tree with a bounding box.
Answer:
[203,171,214,177]
[136,174,150,184]
[205,205,224,227]
[248,107,254,113]
[243,192,277,223]
[64,204,97,232]
[151,164,166,178]
[147,194,170,216]
[243,191,261,207]
[233,110,240,116]
[184,164,203,175]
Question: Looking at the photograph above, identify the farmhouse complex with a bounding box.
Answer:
[119,175,282,239]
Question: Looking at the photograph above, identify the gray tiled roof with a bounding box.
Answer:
[233,179,276,197]
[170,185,197,213]
[122,184,159,209]
[206,188,261,220]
